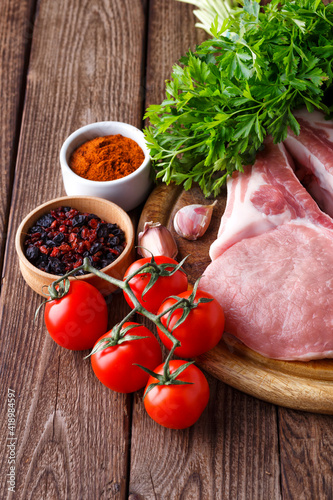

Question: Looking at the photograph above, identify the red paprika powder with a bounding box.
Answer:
[69,134,145,182]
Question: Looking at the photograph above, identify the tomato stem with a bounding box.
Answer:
[46,257,195,387]
[163,343,177,380]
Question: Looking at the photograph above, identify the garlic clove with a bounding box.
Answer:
[173,201,217,240]
[137,221,178,259]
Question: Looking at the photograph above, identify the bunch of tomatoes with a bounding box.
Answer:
[43,256,225,429]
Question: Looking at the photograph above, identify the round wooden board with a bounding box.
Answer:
[138,183,333,415]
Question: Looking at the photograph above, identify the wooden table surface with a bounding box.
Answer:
[0,1,332,499]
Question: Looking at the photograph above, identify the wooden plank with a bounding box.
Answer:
[0,0,36,277]
[129,1,281,498]
[278,409,333,499]
[0,0,147,498]
[144,0,206,109]
[129,378,281,499]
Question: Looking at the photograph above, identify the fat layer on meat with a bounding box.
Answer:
[284,108,333,217]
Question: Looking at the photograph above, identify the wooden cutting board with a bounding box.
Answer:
[138,183,333,415]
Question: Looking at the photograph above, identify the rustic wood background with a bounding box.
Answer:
[0,1,332,499]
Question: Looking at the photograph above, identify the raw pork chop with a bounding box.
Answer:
[200,138,333,360]
[284,108,333,217]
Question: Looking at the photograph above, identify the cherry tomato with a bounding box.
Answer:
[157,290,224,358]
[123,256,188,314]
[44,280,108,350]
[91,322,162,393]
[144,360,209,429]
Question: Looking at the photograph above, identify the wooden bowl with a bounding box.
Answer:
[15,196,135,296]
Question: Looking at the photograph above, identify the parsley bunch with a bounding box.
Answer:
[144,0,333,197]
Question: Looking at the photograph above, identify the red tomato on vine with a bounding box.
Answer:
[123,256,188,314]
[143,360,210,429]
[90,322,162,393]
[157,289,225,358]
[44,280,108,350]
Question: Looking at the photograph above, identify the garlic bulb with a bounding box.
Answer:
[173,201,217,240]
[137,221,178,259]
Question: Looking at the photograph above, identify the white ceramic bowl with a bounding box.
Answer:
[60,121,152,211]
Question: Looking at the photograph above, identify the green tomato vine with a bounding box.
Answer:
[44,256,212,394]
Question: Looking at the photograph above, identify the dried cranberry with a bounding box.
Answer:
[77,242,86,254]
[66,208,79,218]
[31,232,41,239]
[68,233,77,243]
[88,231,97,243]
[80,228,89,239]
[88,219,98,229]
[59,243,71,253]
[50,247,61,258]
[39,245,50,255]
[73,257,83,268]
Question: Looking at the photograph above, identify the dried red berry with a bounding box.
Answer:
[89,219,98,229]
[24,206,125,275]
[50,248,60,258]
[68,233,77,243]
[77,242,86,254]
[67,208,79,218]
[74,257,83,268]
[59,244,71,253]
[40,246,50,255]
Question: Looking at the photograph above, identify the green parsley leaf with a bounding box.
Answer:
[144,0,333,197]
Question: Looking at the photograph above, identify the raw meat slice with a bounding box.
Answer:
[284,108,333,217]
[201,138,333,360]
[210,137,333,261]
